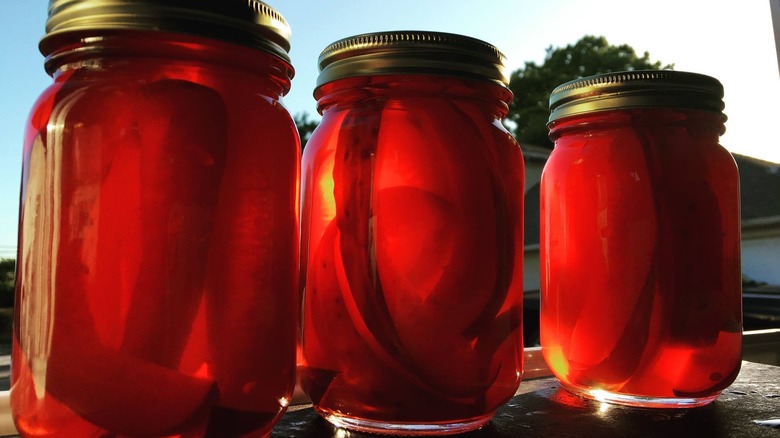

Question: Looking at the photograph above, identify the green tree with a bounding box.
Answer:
[507,35,673,148]
[0,258,15,307]
[294,112,320,149]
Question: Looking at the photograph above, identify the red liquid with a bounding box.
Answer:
[540,109,742,404]
[299,76,525,428]
[13,34,299,437]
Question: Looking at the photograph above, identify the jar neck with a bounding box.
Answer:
[314,75,513,118]
[44,30,294,97]
[548,108,726,142]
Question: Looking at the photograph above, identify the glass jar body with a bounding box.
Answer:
[540,108,742,408]
[299,75,525,435]
[12,31,300,437]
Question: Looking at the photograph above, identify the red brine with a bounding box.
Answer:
[541,74,742,408]
[298,32,524,435]
[299,57,525,433]
[12,16,299,437]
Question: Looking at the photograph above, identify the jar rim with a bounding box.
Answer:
[315,30,509,89]
[40,0,292,64]
[548,70,725,125]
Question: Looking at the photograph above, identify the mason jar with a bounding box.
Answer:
[540,70,742,408]
[12,1,300,436]
[298,31,525,435]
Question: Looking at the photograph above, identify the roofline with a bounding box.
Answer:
[742,215,780,239]
[520,143,552,161]
[733,152,780,166]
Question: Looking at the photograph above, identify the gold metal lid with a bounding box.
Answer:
[316,30,509,89]
[548,70,725,124]
[40,0,292,62]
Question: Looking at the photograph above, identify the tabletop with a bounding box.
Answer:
[273,360,780,438]
[0,357,777,437]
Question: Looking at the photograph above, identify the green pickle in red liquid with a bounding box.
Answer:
[541,83,742,408]
[299,68,525,433]
[12,25,299,438]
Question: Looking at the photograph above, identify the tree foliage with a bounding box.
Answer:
[294,112,320,149]
[507,35,673,148]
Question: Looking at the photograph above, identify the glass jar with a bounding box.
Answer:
[298,31,525,435]
[540,70,742,408]
[12,1,300,436]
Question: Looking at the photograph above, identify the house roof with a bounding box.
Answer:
[521,143,553,162]
[734,154,780,221]
[523,152,780,246]
[524,183,541,247]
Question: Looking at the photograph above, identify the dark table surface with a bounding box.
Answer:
[0,359,777,437]
[273,360,780,438]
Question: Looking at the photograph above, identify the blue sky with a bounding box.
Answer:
[1,0,778,257]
